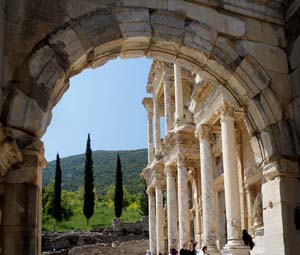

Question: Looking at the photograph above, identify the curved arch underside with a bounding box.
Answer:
[2,4,291,169]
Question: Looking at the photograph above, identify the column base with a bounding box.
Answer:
[206,245,219,255]
[221,243,250,255]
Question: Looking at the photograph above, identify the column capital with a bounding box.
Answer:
[142,97,153,113]
[165,163,177,177]
[218,101,235,120]
[147,187,155,196]
[177,154,189,168]
[196,124,212,141]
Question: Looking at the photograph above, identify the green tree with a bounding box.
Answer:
[83,133,95,225]
[139,179,148,216]
[53,153,62,223]
[42,180,74,229]
[114,154,123,218]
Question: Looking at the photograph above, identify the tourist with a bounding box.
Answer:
[145,249,151,255]
[200,246,209,255]
[180,242,189,255]
[170,245,178,255]
[188,241,197,255]
[190,240,198,255]
[242,229,255,250]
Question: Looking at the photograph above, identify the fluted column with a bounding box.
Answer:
[142,98,154,163]
[163,72,172,133]
[174,64,183,122]
[220,102,249,255]
[197,125,218,254]
[155,183,165,254]
[166,164,179,249]
[148,188,157,254]
[177,156,190,248]
[153,97,161,153]
[147,111,154,163]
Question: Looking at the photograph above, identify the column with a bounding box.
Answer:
[166,164,178,249]
[219,102,249,255]
[177,156,190,249]
[153,96,161,153]
[0,150,44,255]
[163,72,172,133]
[148,188,157,254]
[198,125,219,254]
[147,110,154,163]
[155,183,165,254]
[142,98,154,163]
[174,64,183,122]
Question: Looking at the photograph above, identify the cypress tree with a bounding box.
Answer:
[83,133,95,225]
[140,180,148,216]
[114,153,123,218]
[53,153,62,223]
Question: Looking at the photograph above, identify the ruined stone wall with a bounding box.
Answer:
[67,239,148,255]
[112,216,149,234]
[285,0,300,155]
[0,0,5,116]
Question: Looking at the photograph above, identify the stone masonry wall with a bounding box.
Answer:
[285,0,300,155]
[68,239,148,255]
[0,0,5,115]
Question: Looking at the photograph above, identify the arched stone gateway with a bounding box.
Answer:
[0,1,299,255]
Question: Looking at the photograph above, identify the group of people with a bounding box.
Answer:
[145,229,255,255]
[145,240,209,255]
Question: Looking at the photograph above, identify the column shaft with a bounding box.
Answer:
[148,190,157,254]
[198,126,218,253]
[147,111,154,163]
[177,159,190,248]
[0,152,43,255]
[166,166,178,249]
[153,97,161,153]
[163,72,172,133]
[155,186,165,254]
[174,64,183,121]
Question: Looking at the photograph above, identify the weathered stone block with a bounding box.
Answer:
[91,39,122,68]
[150,10,185,49]
[6,90,52,137]
[245,17,285,47]
[235,41,289,73]
[290,66,300,100]
[60,0,111,20]
[115,8,151,58]
[79,9,122,47]
[260,88,283,124]
[289,34,300,70]
[49,28,87,68]
[28,45,66,101]
[250,135,263,163]
[247,98,269,131]
[179,21,216,68]
[168,0,245,37]
[116,0,168,9]
[28,46,55,79]
[267,70,291,102]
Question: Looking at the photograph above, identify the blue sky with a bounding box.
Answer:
[42,57,152,161]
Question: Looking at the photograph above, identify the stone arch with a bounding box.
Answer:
[2,6,284,168]
[1,4,294,255]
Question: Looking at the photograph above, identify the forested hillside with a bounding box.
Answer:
[43,149,147,195]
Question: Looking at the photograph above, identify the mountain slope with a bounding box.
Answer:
[43,149,148,195]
